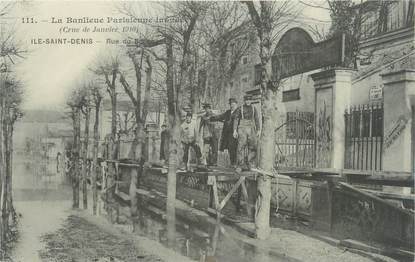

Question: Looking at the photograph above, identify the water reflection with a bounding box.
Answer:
[12,157,73,262]
[13,158,72,201]
[126,204,292,262]
[10,156,297,262]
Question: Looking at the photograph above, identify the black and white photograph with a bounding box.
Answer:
[0,0,413,261]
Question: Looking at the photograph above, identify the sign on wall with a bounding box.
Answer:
[369,85,383,101]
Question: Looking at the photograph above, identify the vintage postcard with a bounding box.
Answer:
[0,1,413,261]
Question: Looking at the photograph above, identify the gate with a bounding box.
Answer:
[275,111,315,168]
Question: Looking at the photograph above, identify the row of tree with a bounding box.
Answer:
[0,1,25,251]
[66,0,395,239]
[64,1,300,240]
[67,82,102,214]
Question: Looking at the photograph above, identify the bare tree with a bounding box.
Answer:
[67,87,87,209]
[0,77,22,248]
[91,83,103,215]
[80,84,92,210]
[92,53,121,157]
[117,2,209,234]
[327,0,389,68]
[243,0,298,240]
[0,1,26,248]
[159,2,209,244]
[91,53,121,210]
[118,48,147,161]
[199,2,254,107]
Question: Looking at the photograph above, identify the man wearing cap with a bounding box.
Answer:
[199,103,218,166]
[233,94,260,171]
[209,98,239,166]
[181,112,202,169]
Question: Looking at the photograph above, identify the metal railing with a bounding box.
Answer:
[344,103,383,171]
[275,111,315,168]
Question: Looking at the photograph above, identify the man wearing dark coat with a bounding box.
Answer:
[209,98,239,166]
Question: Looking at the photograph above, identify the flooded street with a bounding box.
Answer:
[8,158,396,262]
[9,159,184,262]
[11,159,72,262]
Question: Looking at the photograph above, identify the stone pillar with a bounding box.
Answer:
[145,123,160,163]
[311,69,354,169]
[412,106,414,177]
[381,69,415,173]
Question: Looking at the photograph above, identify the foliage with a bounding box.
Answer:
[327,0,392,68]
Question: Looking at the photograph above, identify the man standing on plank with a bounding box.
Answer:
[210,98,239,167]
[199,103,218,166]
[181,112,202,170]
[233,94,260,172]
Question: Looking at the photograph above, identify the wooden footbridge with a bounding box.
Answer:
[87,158,414,255]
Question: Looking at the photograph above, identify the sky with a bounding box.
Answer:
[11,1,118,110]
[3,0,330,111]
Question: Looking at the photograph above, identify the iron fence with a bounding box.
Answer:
[275,111,315,168]
[344,103,383,171]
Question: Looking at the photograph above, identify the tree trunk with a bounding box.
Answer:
[92,100,101,215]
[7,123,14,223]
[255,87,277,239]
[1,107,9,245]
[0,96,4,248]
[129,56,152,225]
[243,1,281,240]
[82,107,91,209]
[3,113,14,243]
[130,59,142,161]
[110,90,117,144]
[107,88,117,210]
[142,59,152,125]
[72,108,81,209]
[165,36,178,244]
[190,50,197,112]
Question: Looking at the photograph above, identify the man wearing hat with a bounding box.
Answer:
[199,103,218,166]
[233,94,260,171]
[210,98,239,166]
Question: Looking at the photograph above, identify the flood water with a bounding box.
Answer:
[125,207,295,262]
[9,157,291,262]
[11,158,72,262]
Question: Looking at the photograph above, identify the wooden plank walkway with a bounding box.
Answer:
[104,159,414,186]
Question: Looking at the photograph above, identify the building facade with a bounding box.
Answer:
[206,0,415,174]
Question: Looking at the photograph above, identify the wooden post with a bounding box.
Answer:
[327,181,334,232]
[240,180,252,218]
[292,178,298,216]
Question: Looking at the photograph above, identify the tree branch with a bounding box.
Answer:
[119,72,138,106]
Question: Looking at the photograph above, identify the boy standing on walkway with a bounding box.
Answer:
[181,112,202,170]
